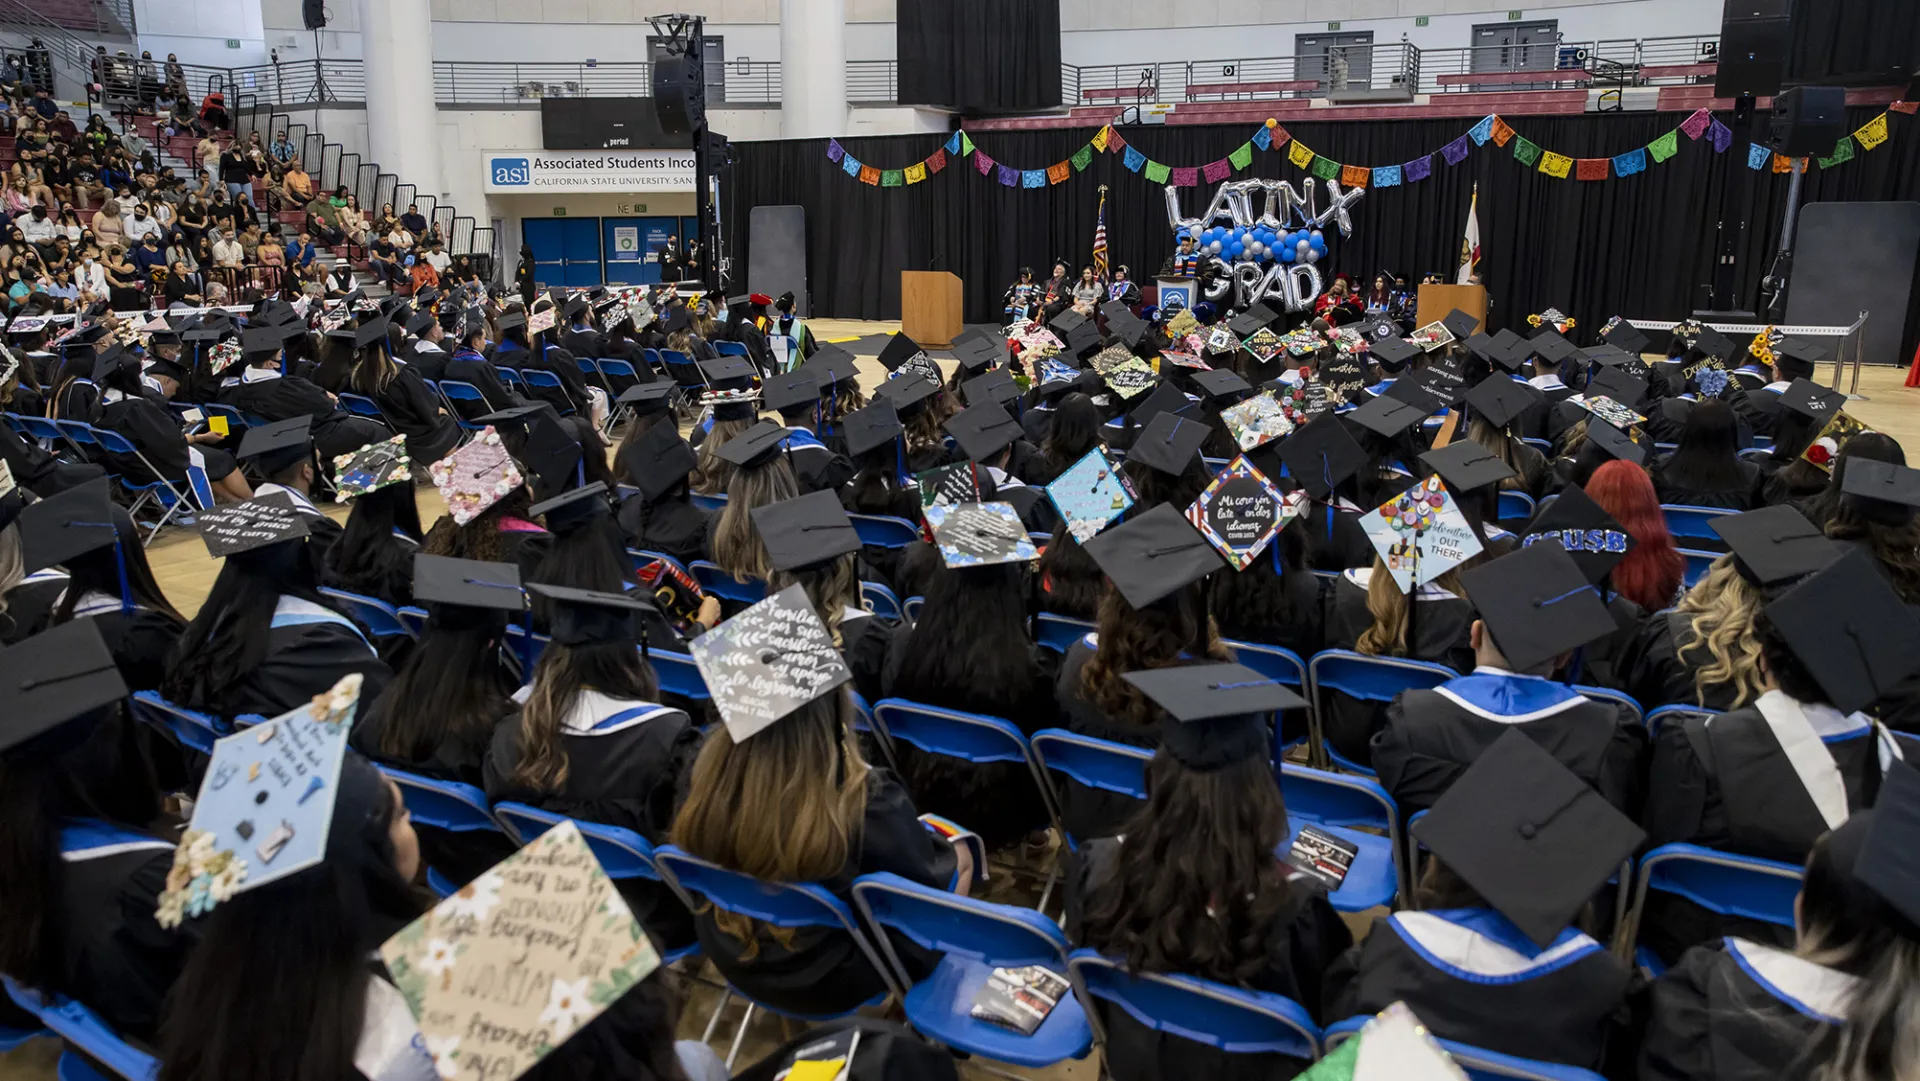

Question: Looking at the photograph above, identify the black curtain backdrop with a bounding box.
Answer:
[723,107,1920,360]
[1786,0,1920,85]
[896,0,1062,111]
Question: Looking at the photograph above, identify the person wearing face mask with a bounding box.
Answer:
[130,233,165,282]
[73,246,109,299]
[122,202,161,247]
[17,203,56,251]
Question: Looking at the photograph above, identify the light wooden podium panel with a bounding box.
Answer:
[901,271,963,348]
[1415,284,1487,334]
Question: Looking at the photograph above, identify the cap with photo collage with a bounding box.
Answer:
[527,583,653,647]
[752,490,861,573]
[620,421,700,501]
[1708,504,1842,588]
[1459,539,1618,672]
[529,481,612,535]
[1766,548,1920,714]
[1583,419,1647,466]
[475,404,582,496]
[16,478,120,575]
[945,401,1024,462]
[1084,502,1227,610]
[763,371,821,415]
[0,620,128,757]
[1519,484,1635,585]
[1126,411,1210,477]
[1124,662,1306,770]
[689,584,853,743]
[1418,439,1516,495]
[1368,335,1420,372]
[332,435,411,502]
[1347,388,1434,440]
[237,416,315,477]
[1465,374,1545,430]
[1412,728,1646,948]
[714,419,792,470]
[963,365,1021,408]
[430,428,526,527]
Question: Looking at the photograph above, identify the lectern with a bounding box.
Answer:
[1415,284,1487,334]
[902,271,963,348]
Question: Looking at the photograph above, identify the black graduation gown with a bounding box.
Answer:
[1728,383,1791,441]
[54,820,198,1043]
[1054,635,1161,842]
[1640,937,1850,1081]
[1319,570,1475,769]
[370,363,459,464]
[219,371,385,458]
[439,349,522,421]
[1622,608,1750,714]
[1323,908,1629,1071]
[2,568,69,644]
[561,326,605,363]
[1064,841,1352,1081]
[55,377,101,424]
[219,598,394,719]
[692,769,957,1016]
[1373,668,1648,819]
[97,393,195,482]
[837,610,898,706]
[1302,501,1377,572]
[1019,402,1056,446]
[784,429,855,494]
[484,693,703,947]
[0,419,104,497]
[405,340,450,382]
[1558,593,1643,692]
[70,601,184,692]
[617,494,710,567]
[1651,460,1764,511]
[1639,695,1919,962]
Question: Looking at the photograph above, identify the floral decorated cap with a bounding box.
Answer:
[430,428,525,526]
[156,674,364,929]
[379,821,661,1081]
[332,435,411,502]
[1526,308,1576,334]
[208,338,244,375]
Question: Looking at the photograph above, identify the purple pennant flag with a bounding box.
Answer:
[1171,166,1200,187]
[997,164,1019,186]
[827,139,845,163]
[1203,158,1232,182]
[1440,136,1471,166]
[1403,154,1433,182]
[1707,117,1732,153]
[1680,108,1712,139]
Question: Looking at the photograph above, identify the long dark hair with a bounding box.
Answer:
[1036,528,1104,620]
[1659,399,1747,492]
[1082,582,1229,727]
[160,540,340,714]
[1804,432,1905,528]
[422,486,535,564]
[373,610,517,765]
[1796,819,1920,1081]
[528,515,633,631]
[157,757,417,1081]
[1079,749,1295,986]
[891,562,1041,717]
[844,443,915,518]
[1042,393,1100,473]
[1823,436,1920,605]
[1208,517,1315,642]
[511,639,661,791]
[325,482,423,600]
[52,507,182,623]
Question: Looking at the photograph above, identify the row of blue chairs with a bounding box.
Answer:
[3,413,202,544]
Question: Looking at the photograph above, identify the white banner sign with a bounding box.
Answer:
[483,150,697,193]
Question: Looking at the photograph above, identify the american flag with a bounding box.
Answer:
[1091,185,1109,278]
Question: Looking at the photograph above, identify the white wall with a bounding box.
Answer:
[133,0,269,66]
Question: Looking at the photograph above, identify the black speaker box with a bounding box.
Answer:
[652,56,704,134]
[1772,86,1848,156]
[1716,15,1790,97]
[302,0,327,30]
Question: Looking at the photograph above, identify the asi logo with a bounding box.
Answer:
[491,158,531,185]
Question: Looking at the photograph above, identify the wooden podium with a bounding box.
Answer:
[1415,284,1487,334]
[901,271,963,348]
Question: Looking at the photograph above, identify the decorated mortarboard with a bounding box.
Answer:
[1204,324,1240,355]
[236,416,315,476]
[877,332,930,374]
[1236,328,1282,365]
[1600,318,1650,356]
[1395,362,1469,409]
[621,423,700,501]
[0,620,128,754]
[1277,412,1368,499]
[762,371,821,414]
[945,401,1024,462]
[1709,504,1841,586]
[1347,390,1433,439]
[1766,549,1920,714]
[332,436,411,501]
[926,501,1037,568]
[1187,454,1305,572]
[1571,393,1645,430]
[154,674,365,928]
[714,419,792,469]
[1127,411,1210,477]
[1777,378,1847,423]
[1585,363,1647,407]
[752,490,861,572]
[1084,502,1228,609]
[1582,418,1647,465]
[411,553,526,613]
[527,583,652,646]
[476,404,582,495]
[1519,484,1635,585]
[1801,410,1873,473]
[1046,447,1135,543]
[874,370,941,412]
[1090,344,1137,375]
[1412,728,1646,948]
[1219,391,1296,452]
[6,316,49,336]
[1840,457,1920,510]
[1128,662,1304,770]
[1440,308,1480,342]
[963,366,1022,407]
[1368,335,1420,372]
[616,381,676,416]
[1101,356,1158,401]
[430,429,525,526]
[1419,439,1516,493]
[525,308,558,336]
[1164,307,1201,339]
[16,478,119,572]
[917,461,980,510]
[1465,375,1544,430]
[1361,474,1484,595]
[690,584,853,742]
[528,482,611,535]
[1408,321,1456,353]
[197,493,311,558]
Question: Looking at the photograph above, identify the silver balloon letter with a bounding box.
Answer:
[1284,263,1325,313]
[1202,258,1233,302]
[1164,185,1201,234]
[1231,262,1265,309]
[1313,179,1365,237]
[1256,264,1291,308]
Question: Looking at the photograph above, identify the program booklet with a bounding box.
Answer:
[1285,825,1360,890]
[969,965,1071,1034]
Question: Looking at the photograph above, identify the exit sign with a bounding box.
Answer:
[1507,10,1524,19]
[552,207,567,216]
[225,38,240,48]
[1414,15,1429,25]
[1327,21,1341,30]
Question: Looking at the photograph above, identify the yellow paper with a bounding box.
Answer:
[1856,113,1890,150]
[787,1060,846,1081]
[1289,141,1315,169]
[1539,151,1573,179]
[208,415,229,436]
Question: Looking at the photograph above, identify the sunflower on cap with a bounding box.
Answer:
[1527,308,1576,334]
[1748,325,1782,368]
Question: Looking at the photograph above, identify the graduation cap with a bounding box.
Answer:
[1841,458,1920,515]
[16,478,119,573]
[1519,484,1635,585]
[1766,549,1920,714]
[60,323,107,348]
[236,416,315,477]
[762,371,821,414]
[1412,729,1646,948]
[1777,378,1846,423]
[1049,309,1088,338]
[1084,502,1227,609]
[1601,319,1650,356]
[1774,336,1825,378]
[1126,411,1209,477]
[90,344,133,383]
[331,435,411,501]
[1465,375,1544,430]
[528,481,610,534]
[1583,419,1646,466]
[1709,504,1841,587]
[616,381,676,417]
[1695,325,1737,362]
[1192,368,1253,402]
[800,344,861,391]
[953,340,1003,374]
[1348,390,1433,440]
[1395,366,1467,409]
[700,355,757,388]
[1228,305,1275,339]
[197,493,312,558]
[1585,364,1648,407]
[945,401,1024,461]
[1368,335,1420,372]
[877,332,928,373]
[874,371,940,413]
[563,295,589,320]
[0,620,127,755]
[963,366,1021,407]
[1277,413,1368,499]
[527,582,652,647]
[1853,763,1920,937]
[925,501,1037,568]
[1440,308,1479,342]
[1460,541,1618,672]
[411,553,526,615]
[1530,331,1578,365]
[475,404,581,495]
[240,326,283,355]
[714,419,791,470]
[689,583,853,742]
[751,490,862,573]
[661,303,692,334]
[430,429,525,526]
[1418,440,1516,494]
[1046,448,1135,544]
[1128,380,1195,428]
[494,308,527,333]
[405,311,438,337]
[621,423,699,502]
[843,401,904,457]
[1124,662,1306,770]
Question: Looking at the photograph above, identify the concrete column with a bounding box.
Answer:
[780,0,847,139]
[358,0,442,198]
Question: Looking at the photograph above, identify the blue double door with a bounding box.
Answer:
[524,215,699,290]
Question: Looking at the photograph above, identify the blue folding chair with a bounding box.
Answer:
[860,580,904,621]
[1033,611,1097,655]
[1027,728,1149,861]
[1646,704,1719,736]
[502,622,553,671]
[690,560,767,605]
[1276,763,1403,912]
[1737,446,1773,462]
[903,595,925,623]
[629,547,692,579]
[653,844,902,1066]
[662,349,707,397]
[713,340,749,358]
[1678,548,1721,588]
[519,368,575,415]
[4,980,155,1081]
[396,605,430,637]
[336,392,389,423]
[849,513,921,549]
[1661,504,1733,544]
[373,765,512,898]
[11,412,76,456]
[1322,1016,1606,1081]
[1615,843,1803,962]
[1307,650,1458,775]
[496,366,526,393]
[689,491,728,513]
[1573,685,1644,727]
[871,698,1055,825]
[318,587,417,642]
[596,357,644,394]
[1224,638,1311,754]
[649,649,710,703]
[1067,950,1321,1065]
[490,803,701,964]
[201,402,249,439]
[84,425,196,541]
[129,690,229,755]
[436,379,492,430]
[852,872,1093,1068]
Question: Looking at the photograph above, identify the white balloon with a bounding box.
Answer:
[1305,249,1320,264]
[1296,239,1311,254]
[1247,241,1264,256]
[1209,240,1224,254]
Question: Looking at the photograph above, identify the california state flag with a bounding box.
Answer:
[1456,183,1481,285]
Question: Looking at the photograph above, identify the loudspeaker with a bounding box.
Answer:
[1715,14,1790,97]
[302,0,326,30]
[651,55,704,134]
[1772,86,1848,155]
